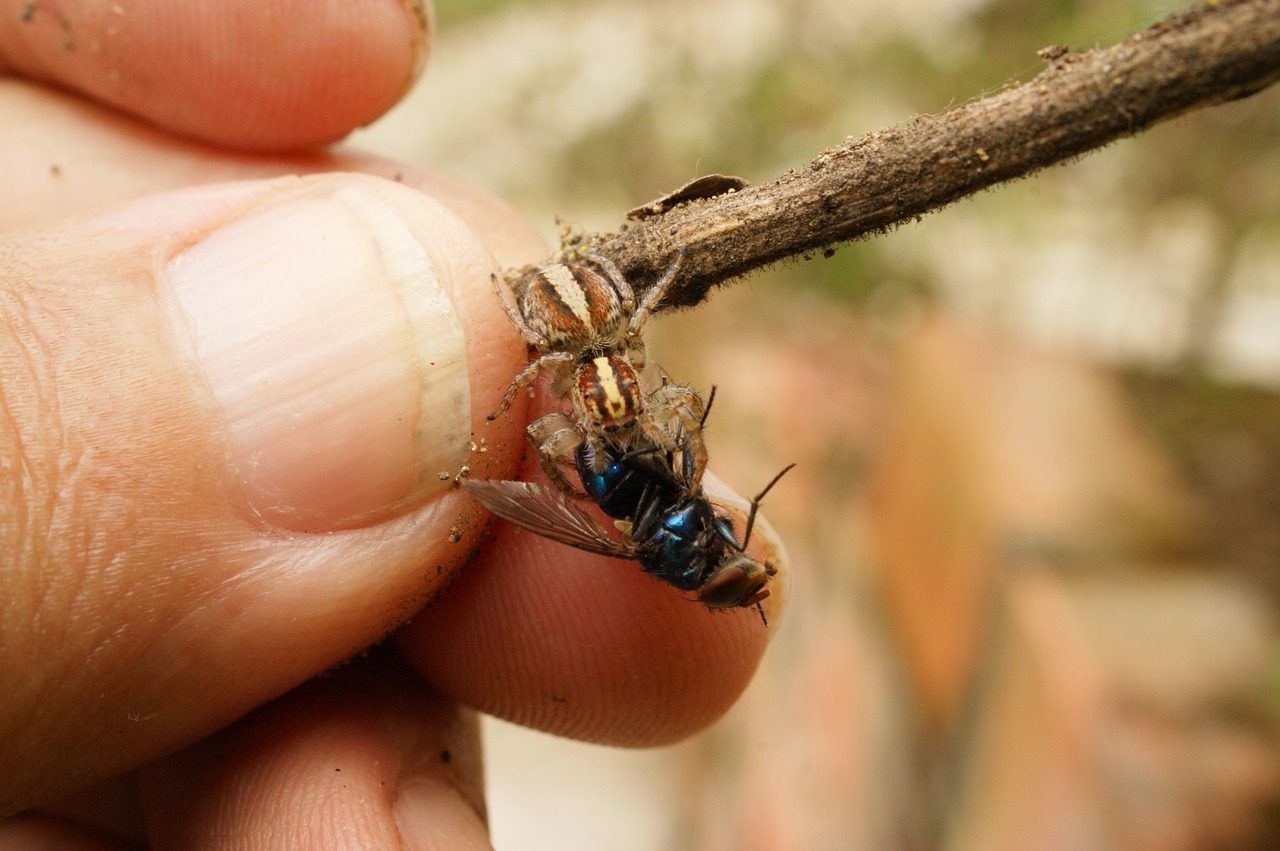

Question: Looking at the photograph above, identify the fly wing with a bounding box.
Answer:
[464,479,637,560]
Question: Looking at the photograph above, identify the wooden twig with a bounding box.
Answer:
[506,0,1280,310]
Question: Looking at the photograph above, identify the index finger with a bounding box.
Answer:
[0,0,430,150]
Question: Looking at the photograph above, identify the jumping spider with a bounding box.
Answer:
[488,250,707,496]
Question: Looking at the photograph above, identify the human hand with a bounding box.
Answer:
[0,2,786,846]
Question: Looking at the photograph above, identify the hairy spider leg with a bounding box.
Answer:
[489,273,543,349]
[627,248,687,341]
[579,252,636,316]
[487,350,576,421]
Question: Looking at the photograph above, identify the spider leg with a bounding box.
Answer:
[488,351,575,421]
[581,252,635,315]
[528,411,589,498]
[627,247,686,339]
[646,382,708,487]
[490,273,542,348]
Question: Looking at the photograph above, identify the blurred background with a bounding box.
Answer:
[352,0,1280,848]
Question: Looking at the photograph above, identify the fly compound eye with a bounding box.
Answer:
[695,555,771,609]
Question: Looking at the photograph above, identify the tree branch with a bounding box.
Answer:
[507,0,1280,310]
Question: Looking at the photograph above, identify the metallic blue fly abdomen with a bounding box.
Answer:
[576,444,647,518]
[576,442,680,520]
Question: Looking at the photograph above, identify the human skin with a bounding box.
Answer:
[0,2,785,847]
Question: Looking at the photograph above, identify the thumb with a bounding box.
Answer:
[0,173,526,815]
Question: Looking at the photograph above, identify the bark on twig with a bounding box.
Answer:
[508,0,1280,310]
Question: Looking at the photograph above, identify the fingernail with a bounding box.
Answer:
[165,179,470,531]
[404,0,435,81]
[394,781,493,851]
